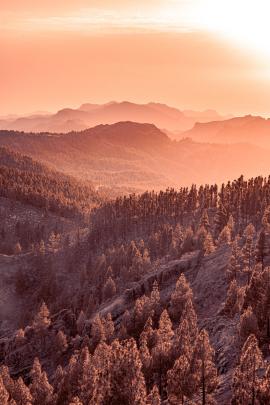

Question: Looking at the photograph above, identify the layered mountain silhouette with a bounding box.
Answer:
[0,121,269,191]
[179,115,270,148]
[0,101,228,133]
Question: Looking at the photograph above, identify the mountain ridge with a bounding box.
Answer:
[1,121,270,191]
[179,114,270,147]
[0,101,229,134]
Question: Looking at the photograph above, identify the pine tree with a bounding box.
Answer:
[58,353,81,402]
[134,295,153,335]
[231,334,263,405]
[77,347,92,404]
[196,226,208,250]
[139,335,152,386]
[12,377,32,405]
[130,249,144,280]
[172,223,184,255]
[227,214,235,233]
[152,310,174,394]
[15,328,25,346]
[214,203,228,236]
[91,315,106,350]
[173,298,198,360]
[150,280,161,324]
[0,366,16,400]
[173,319,193,359]
[256,229,267,269]
[52,365,64,400]
[89,342,112,404]
[217,225,231,246]
[142,248,151,273]
[181,298,198,344]
[0,376,9,405]
[76,310,86,335]
[200,209,210,230]
[110,339,147,405]
[203,233,215,255]
[262,205,270,230]
[155,310,174,346]
[224,280,241,317]
[30,358,53,405]
[55,330,68,355]
[227,236,242,281]
[170,273,193,322]
[242,223,256,283]
[243,264,264,315]
[190,329,218,405]
[105,265,113,280]
[258,365,270,405]
[167,355,191,405]
[102,276,117,301]
[103,313,115,344]
[119,309,131,339]
[33,301,51,331]
[140,316,155,350]
[261,273,270,338]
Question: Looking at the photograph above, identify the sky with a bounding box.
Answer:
[1,0,270,116]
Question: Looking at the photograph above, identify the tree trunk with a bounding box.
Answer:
[252,357,256,405]
[202,359,206,405]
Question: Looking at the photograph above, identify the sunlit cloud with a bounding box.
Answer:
[2,0,270,58]
[0,5,195,33]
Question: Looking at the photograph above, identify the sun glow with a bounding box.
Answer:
[2,0,270,59]
[189,0,270,57]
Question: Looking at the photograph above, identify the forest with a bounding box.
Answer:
[0,148,270,404]
[2,0,270,401]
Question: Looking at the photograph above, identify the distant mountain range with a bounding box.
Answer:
[0,121,269,191]
[0,102,229,133]
[179,115,270,148]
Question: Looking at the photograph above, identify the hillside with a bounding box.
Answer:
[0,147,100,218]
[180,115,270,148]
[0,101,228,133]
[0,174,270,404]
[0,122,270,190]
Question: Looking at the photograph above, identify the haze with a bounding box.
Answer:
[1,0,270,116]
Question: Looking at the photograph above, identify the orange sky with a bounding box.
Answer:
[1,0,270,116]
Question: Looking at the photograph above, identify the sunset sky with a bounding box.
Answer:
[1,0,270,116]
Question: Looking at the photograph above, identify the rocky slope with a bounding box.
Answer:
[96,245,237,403]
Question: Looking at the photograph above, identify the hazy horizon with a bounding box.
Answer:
[1,0,270,116]
[1,99,270,120]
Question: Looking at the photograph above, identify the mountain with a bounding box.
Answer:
[1,121,270,190]
[0,101,228,133]
[180,115,270,148]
